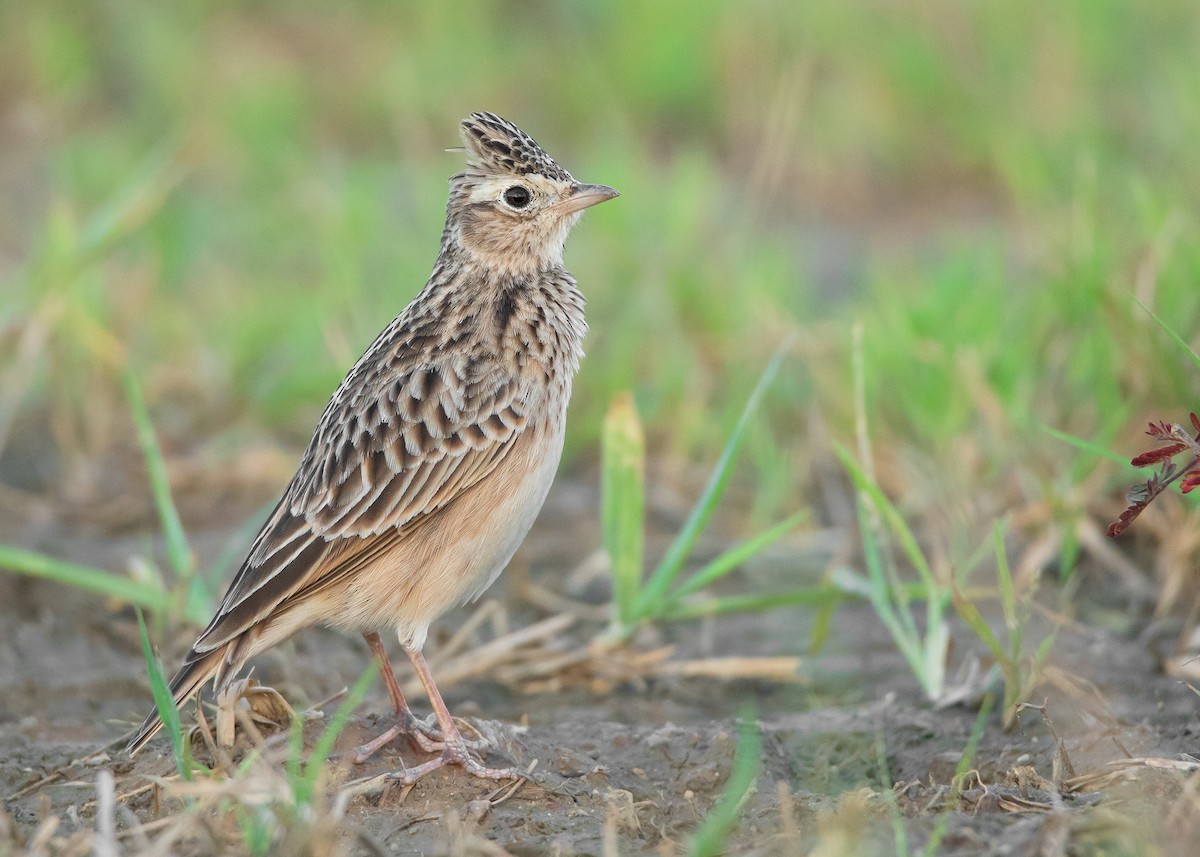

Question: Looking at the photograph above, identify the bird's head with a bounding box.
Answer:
[446,112,618,276]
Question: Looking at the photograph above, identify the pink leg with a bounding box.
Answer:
[380,641,521,785]
[354,632,444,763]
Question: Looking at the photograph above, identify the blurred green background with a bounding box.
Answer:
[2,0,1199,580]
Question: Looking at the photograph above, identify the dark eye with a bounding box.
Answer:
[503,185,531,208]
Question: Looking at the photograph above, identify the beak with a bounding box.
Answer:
[557,183,620,215]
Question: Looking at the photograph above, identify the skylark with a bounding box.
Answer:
[128,112,618,783]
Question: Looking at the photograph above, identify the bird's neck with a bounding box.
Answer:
[439,211,574,279]
[428,236,570,294]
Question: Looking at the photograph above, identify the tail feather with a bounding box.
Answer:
[126,648,225,754]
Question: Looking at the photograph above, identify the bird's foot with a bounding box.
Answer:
[354,713,444,763]
[383,737,523,786]
[354,714,487,763]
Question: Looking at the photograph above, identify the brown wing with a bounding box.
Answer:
[190,351,534,656]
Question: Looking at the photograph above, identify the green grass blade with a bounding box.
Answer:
[1039,424,1129,466]
[236,806,275,857]
[123,370,207,624]
[838,453,918,645]
[925,693,994,856]
[688,710,761,857]
[601,392,646,632]
[922,594,949,701]
[853,489,920,644]
[669,510,808,602]
[285,715,305,800]
[954,692,994,781]
[1033,630,1058,669]
[836,444,938,594]
[874,728,910,857]
[835,507,931,695]
[659,586,842,621]
[1135,297,1200,371]
[951,584,1009,681]
[828,567,930,603]
[808,595,837,653]
[136,609,189,779]
[0,544,169,611]
[635,341,790,617]
[123,370,191,576]
[838,442,947,697]
[993,522,1018,640]
[307,666,375,773]
[295,665,376,807]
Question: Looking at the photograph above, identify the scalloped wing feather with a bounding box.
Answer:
[189,354,534,656]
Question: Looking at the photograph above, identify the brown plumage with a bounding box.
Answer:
[127,113,618,783]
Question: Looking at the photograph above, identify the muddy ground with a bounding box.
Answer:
[1,475,1199,856]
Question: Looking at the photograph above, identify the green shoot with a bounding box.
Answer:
[952,524,1057,730]
[839,321,951,702]
[136,608,196,780]
[874,728,909,857]
[236,805,275,857]
[658,587,840,621]
[288,666,376,809]
[688,710,761,857]
[632,342,792,616]
[123,369,211,626]
[75,138,190,263]
[600,342,818,642]
[924,693,994,855]
[835,444,951,702]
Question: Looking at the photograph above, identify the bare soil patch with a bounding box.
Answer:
[2,479,1198,855]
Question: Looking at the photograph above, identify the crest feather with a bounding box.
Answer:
[460,112,573,182]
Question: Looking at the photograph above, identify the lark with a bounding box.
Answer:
[127,112,618,783]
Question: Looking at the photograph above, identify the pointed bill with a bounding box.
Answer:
[557,183,620,215]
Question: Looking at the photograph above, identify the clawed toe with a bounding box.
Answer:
[354,714,446,763]
[356,641,517,785]
[384,744,522,786]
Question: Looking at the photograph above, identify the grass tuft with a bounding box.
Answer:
[601,340,822,642]
[835,442,951,703]
[952,525,1057,730]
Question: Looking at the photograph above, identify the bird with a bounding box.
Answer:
[127,112,618,784]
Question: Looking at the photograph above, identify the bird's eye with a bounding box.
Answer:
[503,185,531,209]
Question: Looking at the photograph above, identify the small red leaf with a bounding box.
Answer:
[1131,443,1188,467]
[1113,410,1200,537]
[1108,501,1148,538]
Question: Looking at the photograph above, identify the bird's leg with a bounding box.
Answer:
[354,632,444,762]
[381,641,522,785]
